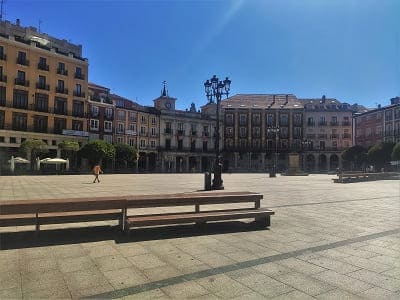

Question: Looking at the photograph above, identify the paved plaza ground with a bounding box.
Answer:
[0,173,399,299]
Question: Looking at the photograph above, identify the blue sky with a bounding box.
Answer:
[5,0,400,109]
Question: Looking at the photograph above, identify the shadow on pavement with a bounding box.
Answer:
[0,221,269,250]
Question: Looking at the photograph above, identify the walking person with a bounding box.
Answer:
[92,163,103,183]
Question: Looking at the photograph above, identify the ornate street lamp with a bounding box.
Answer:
[267,125,280,177]
[204,75,231,190]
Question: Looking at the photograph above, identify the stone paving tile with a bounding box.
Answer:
[161,281,209,299]
[276,257,327,275]
[194,252,237,268]
[58,256,97,273]
[93,254,132,272]
[127,253,168,270]
[270,290,316,299]
[306,256,361,274]
[253,262,294,277]
[358,245,400,258]
[87,244,120,258]
[51,244,88,259]
[103,266,149,289]
[336,254,394,273]
[274,271,335,296]
[315,288,362,299]
[19,257,59,274]
[142,265,181,281]
[382,267,400,279]
[369,254,400,268]
[312,270,374,294]
[195,274,253,299]
[117,243,150,257]
[0,270,20,290]
[121,289,171,299]
[347,269,400,292]
[0,286,22,299]
[70,283,115,299]
[357,286,400,299]
[63,268,110,291]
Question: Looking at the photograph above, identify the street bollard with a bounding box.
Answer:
[204,172,212,190]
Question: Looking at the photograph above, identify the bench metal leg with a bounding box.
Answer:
[35,212,40,233]
[255,215,270,227]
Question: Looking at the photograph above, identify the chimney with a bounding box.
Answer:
[16,19,20,26]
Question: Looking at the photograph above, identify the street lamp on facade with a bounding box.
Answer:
[204,75,231,190]
[267,125,280,177]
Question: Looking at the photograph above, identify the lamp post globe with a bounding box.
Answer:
[204,75,231,190]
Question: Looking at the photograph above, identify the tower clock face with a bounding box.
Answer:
[165,102,171,109]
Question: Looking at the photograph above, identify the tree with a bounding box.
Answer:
[19,139,49,169]
[341,145,367,170]
[114,143,137,168]
[367,142,395,168]
[58,140,80,169]
[79,140,115,167]
[392,142,400,161]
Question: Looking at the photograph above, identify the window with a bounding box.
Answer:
[72,100,84,117]
[17,51,27,64]
[13,89,28,109]
[307,117,314,126]
[118,123,124,133]
[239,114,247,125]
[319,141,325,150]
[57,80,65,92]
[141,115,146,123]
[129,112,136,122]
[17,70,25,81]
[151,127,156,136]
[150,140,156,148]
[75,83,81,95]
[33,116,48,133]
[226,114,234,125]
[35,93,48,112]
[91,105,99,117]
[267,114,274,126]
[105,108,113,118]
[177,139,183,150]
[239,127,247,138]
[72,120,83,131]
[203,141,208,151]
[0,110,5,129]
[129,123,136,132]
[140,126,146,134]
[191,140,196,151]
[129,138,136,147]
[38,57,47,68]
[280,114,288,126]
[54,118,66,134]
[58,62,65,71]
[38,75,46,89]
[76,67,82,76]
[90,119,99,131]
[226,127,233,137]
[117,110,125,120]
[252,113,261,125]
[0,86,5,104]
[294,127,302,138]
[55,97,67,115]
[177,122,184,130]
[280,127,288,138]
[140,139,146,148]
[151,117,156,125]
[0,46,4,59]
[104,121,112,132]
[165,139,171,150]
[203,125,209,136]
[294,114,302,126]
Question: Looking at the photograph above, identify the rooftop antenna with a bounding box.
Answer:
[38,19,42,33]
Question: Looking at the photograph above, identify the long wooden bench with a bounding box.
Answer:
[0,191,274,233]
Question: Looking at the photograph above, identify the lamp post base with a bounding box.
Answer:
[212,159,224,190]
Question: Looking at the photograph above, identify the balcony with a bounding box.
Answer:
[104,113,114,120]
[14,78,30,87]
[16,58,29,66]
[73,91,86,98]
[72,111,85,118]
[90,112,99,118]
[164,128,173,134]
[57,69,68,76]
[342,133,351,139]
[330,121,339,126]
[33,126,48,133]
[0,75,6,82]
[38,63,49,71]
[331,134,339,139]
[74,73,85,80]
[306,134,316,139]
[62,129,89,137]
[55,87,68,94]
[139,132,147,136]
[318,134,328,139]
[0,53,6,60]
[13,101,28,110]
[342,121,351,126]
[36,83,50,90]
[177,130,185,135]
[318,121,327,126]
[30,103,49,113]
[126,130,137,135]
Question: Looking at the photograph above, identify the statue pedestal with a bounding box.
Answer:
[284,153,309,176]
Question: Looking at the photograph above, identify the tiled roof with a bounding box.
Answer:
[221,94,303,109]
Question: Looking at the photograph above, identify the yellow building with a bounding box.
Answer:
[0,19,89,170]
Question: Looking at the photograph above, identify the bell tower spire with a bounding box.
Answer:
[161,80,168,97]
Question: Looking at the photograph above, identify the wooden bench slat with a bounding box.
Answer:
[126,208,274,227]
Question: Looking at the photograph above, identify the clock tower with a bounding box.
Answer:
[153,81,176,111]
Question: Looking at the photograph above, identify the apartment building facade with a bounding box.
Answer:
[219,94,304,171]
[87,83,114,143]
[154,88,216,173]
[354,97,400,148]
[112,93,160,171]
[0,19,89,167]
[300,96,353,171]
